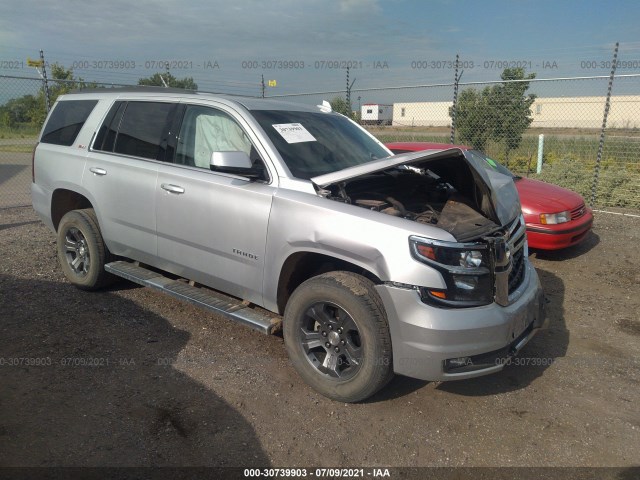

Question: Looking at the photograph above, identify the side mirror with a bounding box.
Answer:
[210,151,252,169]
[210,151,262,180]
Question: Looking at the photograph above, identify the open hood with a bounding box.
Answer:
[312,148,521,227]
[311,149,457,188]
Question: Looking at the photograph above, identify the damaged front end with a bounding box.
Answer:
[409,215,527,307]
[312,148,527,307]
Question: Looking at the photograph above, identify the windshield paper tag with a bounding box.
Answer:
[272,123,317,144]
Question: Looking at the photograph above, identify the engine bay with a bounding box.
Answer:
[319,158,501,241]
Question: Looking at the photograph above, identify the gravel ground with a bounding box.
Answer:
[0,206,638,469]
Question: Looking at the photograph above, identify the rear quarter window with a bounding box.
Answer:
[93,101,126,153]
[41,100,98,146]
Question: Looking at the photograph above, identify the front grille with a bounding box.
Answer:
[571,203,586,220]
[507,217,526,295]
[508,246,526,294]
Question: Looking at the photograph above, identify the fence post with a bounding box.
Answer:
[346,67,356,118]
[590,42,619,207]
[449,54,460,144]
[346,67,350,114]
[40,50,51,113]
[537,134,544,174]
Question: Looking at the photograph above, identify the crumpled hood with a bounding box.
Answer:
[311,148,521,227]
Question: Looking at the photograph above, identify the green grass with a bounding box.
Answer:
[0,144,38,153]
[0,125,40,139]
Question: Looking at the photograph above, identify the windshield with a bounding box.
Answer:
[465,149,515,178]
[251,110,391,179]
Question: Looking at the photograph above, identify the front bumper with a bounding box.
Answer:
[375,263,546,381]
[525,209,593,250]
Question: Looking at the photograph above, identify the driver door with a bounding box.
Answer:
[155,103,275,305]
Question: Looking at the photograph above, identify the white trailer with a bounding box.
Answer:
[361,104,393,125]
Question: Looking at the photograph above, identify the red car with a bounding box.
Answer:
[385,142,593,250]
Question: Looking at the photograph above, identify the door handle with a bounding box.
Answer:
[161,183,185,194]
[89,167,107,176]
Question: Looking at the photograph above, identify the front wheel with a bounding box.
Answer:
[283,271,393,402]
[56,208,114,290]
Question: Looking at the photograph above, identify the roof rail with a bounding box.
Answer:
[68,86,197,94]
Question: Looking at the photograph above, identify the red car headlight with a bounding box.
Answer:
[540,211,570,225]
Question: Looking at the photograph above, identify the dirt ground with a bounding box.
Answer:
[0,206,638,470]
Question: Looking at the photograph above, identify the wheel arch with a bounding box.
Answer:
[275,251,382,315]
[51,189,94,231]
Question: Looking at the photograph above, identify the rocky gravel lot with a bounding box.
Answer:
[0,206,639,471]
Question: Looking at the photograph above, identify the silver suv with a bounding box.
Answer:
[32,88,546,402]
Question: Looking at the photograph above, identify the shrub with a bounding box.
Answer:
[536,157,639,209]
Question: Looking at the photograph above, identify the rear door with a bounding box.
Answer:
[85,100,177,265]
[155,103,275,305]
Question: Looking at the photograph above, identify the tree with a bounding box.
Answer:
[329,96,351,117]
[452,87,494,151]
[138,71,197,90]
[0,94,39,129]
[0,63,95,128]
[451,68,536,163]
[0,109,14,129]
[33,63,98,126]
[492,68,536,163]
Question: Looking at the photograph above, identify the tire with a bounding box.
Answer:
[56,208,114,290]
[283,271,394,402]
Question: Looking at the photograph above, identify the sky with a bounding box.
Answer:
[1,0,640,101]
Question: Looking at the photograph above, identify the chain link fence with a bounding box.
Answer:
[268,74,640,210]
[2,73,639,210]
[0,76,42,208]
[0,75,137,208]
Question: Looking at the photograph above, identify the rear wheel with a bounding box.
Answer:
[284,271,393,402]
[57,209,114,290]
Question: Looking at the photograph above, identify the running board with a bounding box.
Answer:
[105,261,281,335]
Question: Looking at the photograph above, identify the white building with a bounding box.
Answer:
[391,96,640,129]
[393,102,451,127]
[529,95,640,129]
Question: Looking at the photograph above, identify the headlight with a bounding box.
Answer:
[540,211,570,224]
[413,242,487,269]
[409,236,493,307]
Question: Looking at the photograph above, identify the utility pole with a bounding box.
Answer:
[261,74,265,98]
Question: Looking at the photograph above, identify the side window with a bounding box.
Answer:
[113,102,175,160]
[175,105,253,169]
[41,100,98,146]
[93,101,126,152]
